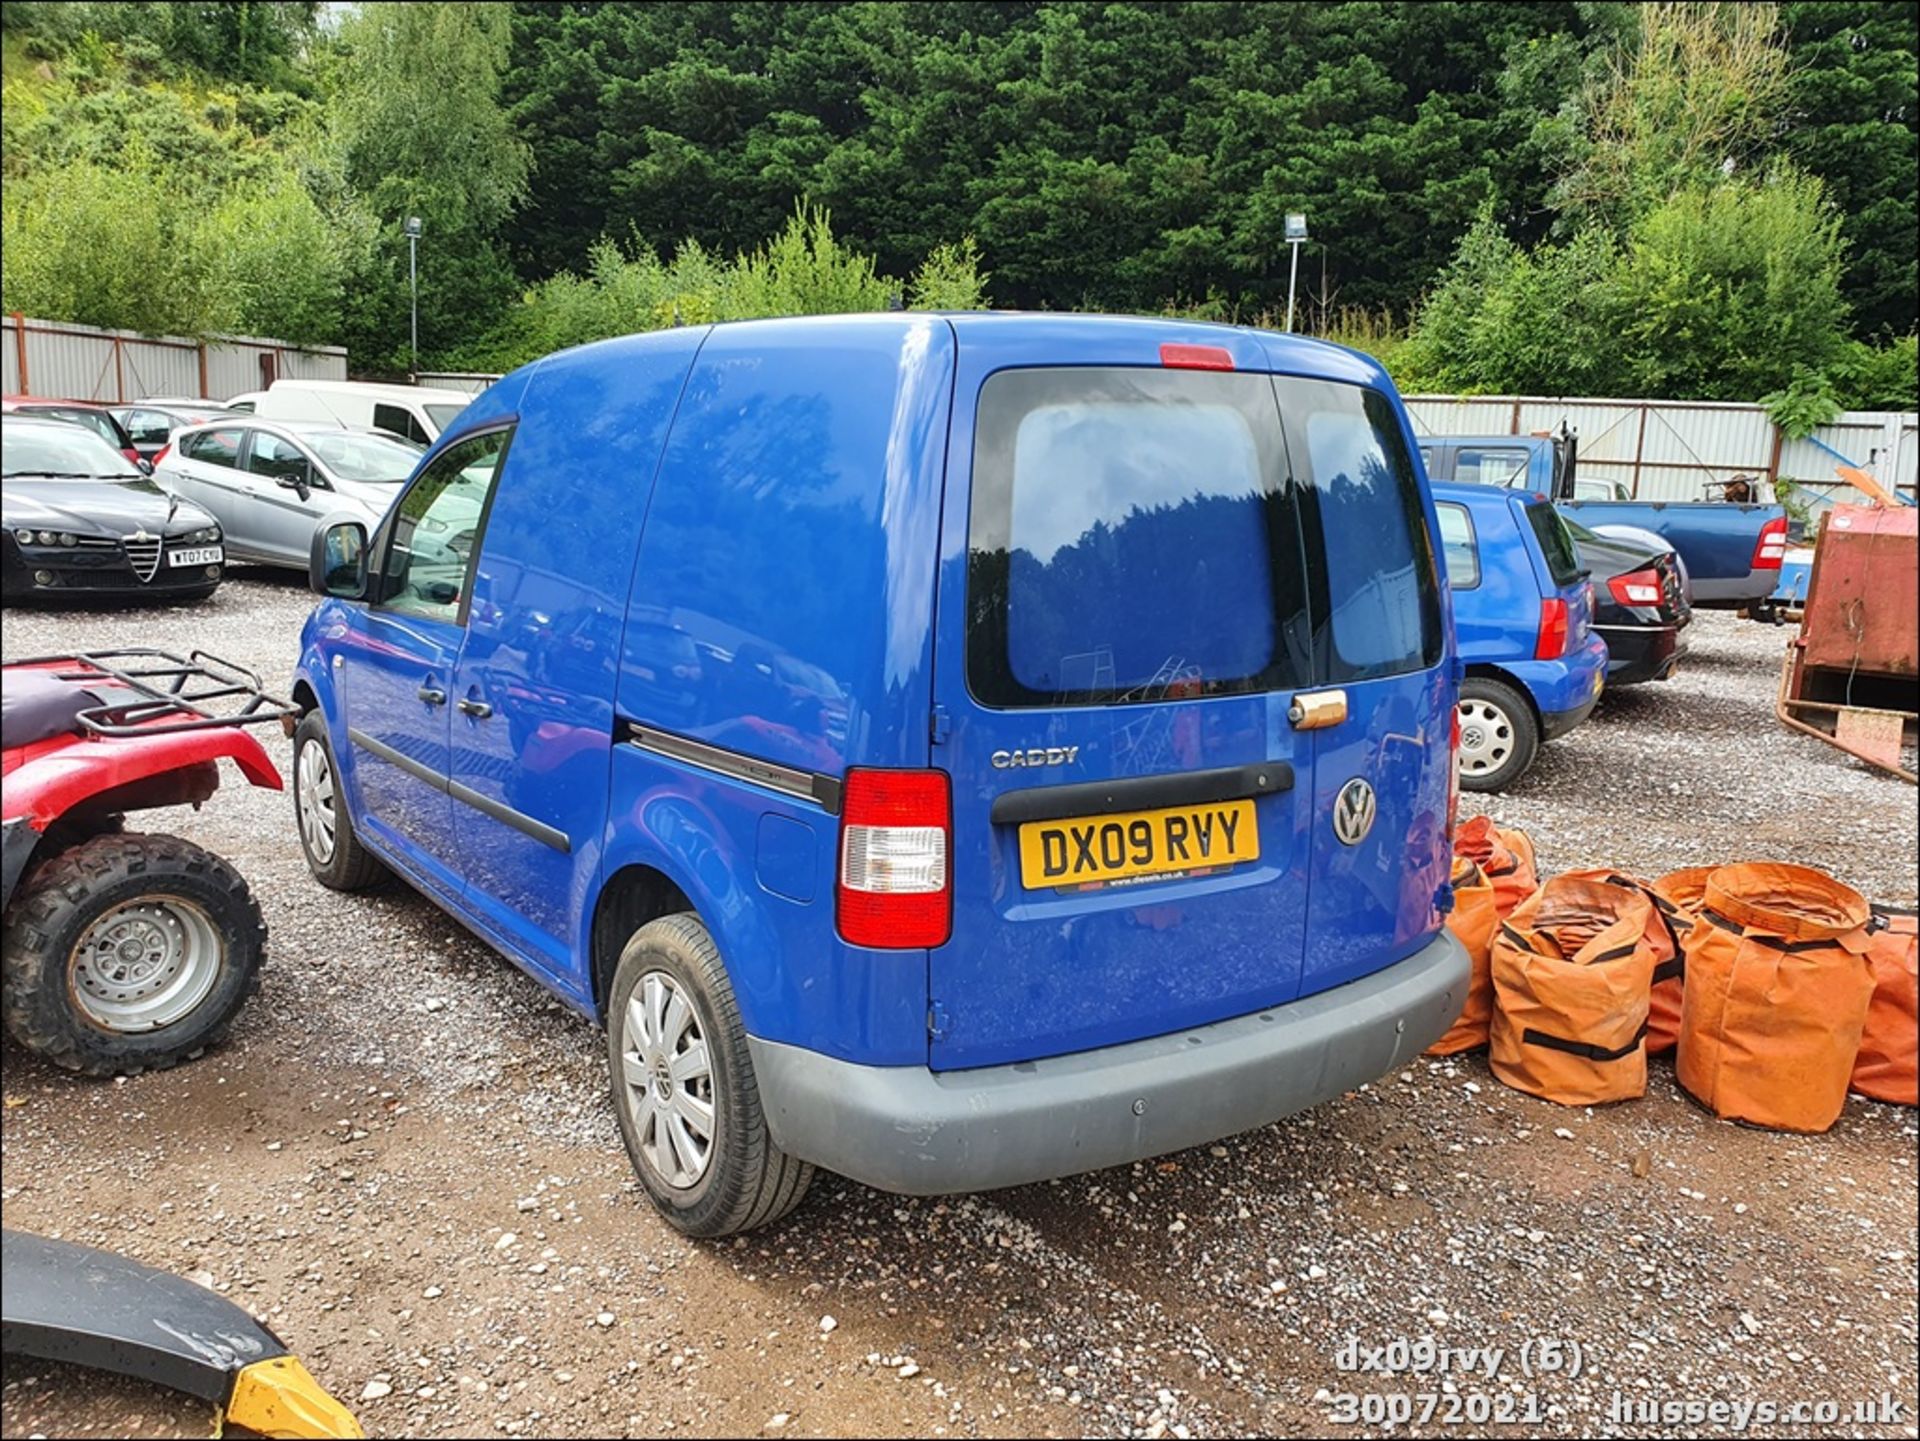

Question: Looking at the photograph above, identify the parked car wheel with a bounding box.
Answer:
[1456,677,1539,793]
[293,711,385,890]
[1,832,264,1075]
[608,914,814,1237]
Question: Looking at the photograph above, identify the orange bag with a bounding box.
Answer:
[1427,858,1500,1055]
[1676,862,1876,1134]
[1489,876,1660,1106]
[1454,816,1538,918]
[1853,910,1918,1107]
[1558,868,1691,1055]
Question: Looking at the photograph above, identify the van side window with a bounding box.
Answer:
[1435,503,1479,589]
[1281,379,1444,682]
[378,428,511,623]
[373,403,431,446]
[967,367,1311,708]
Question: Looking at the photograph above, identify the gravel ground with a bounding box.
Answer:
[3,576,1915,1440]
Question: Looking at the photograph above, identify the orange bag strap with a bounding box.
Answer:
[1702,908,1858,955]
[1521,1021,1650,1063]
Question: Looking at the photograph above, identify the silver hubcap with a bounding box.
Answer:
[297,736,337,864]
[70,897,221,1032]
[619,971,715,1189]
[1457,697,1515,775]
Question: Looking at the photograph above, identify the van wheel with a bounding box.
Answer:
[607,915,814,1238]
[294,711,384,891]
[1456,678,1538,793]
[2,832,264,1075]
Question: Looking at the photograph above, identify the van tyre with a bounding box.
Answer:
[608,914,814,1237]
[2,832,265,1076]
[1456,677,1539,793]
[294,711,384,891]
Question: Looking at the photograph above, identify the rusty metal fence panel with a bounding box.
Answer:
[4,313,346,404]
[1406,393,1917,503]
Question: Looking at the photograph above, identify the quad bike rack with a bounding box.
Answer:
[5,647,298,737]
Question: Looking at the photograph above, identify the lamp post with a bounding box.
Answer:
[405,216,422,376]
[1283,212,1309,334]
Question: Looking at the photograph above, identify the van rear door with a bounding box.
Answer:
[927,337,1319,1070]
[1271,370,1452,1000]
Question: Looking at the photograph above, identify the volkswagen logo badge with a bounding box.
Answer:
[1332,777,1377,846]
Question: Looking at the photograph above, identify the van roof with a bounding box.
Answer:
[264,379,473,405]
[519,311,1393,392]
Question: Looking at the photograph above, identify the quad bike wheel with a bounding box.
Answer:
[2,832,265,1075]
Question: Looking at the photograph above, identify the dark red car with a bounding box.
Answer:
[2,396,144,469]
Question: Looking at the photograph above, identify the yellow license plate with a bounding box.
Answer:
[1018,799,1259,892]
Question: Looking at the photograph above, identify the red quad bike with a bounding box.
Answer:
[1,649,295,1075]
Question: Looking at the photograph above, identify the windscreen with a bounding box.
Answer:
[966,367,1310,707]
[308,430,425,483]
[2,421,138,480]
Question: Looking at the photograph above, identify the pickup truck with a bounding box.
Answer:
[1419,432,1788,614]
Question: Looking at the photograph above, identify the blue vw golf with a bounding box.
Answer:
[290,314,1470,1236]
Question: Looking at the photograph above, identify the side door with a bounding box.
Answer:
[241,430,331,566]
[1277,375,1454,999]
[162,425,255,551]
[335,427,513,893]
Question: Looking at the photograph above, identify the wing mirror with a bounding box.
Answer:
[276,468,313,502]
[310,518,369,599]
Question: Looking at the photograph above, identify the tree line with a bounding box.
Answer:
[1,1,1913,412]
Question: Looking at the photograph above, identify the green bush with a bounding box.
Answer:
[443,206,992,373]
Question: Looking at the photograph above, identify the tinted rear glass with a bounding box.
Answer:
[1526,500,1584,587]
[967,368,1311,708]
[1280,377,1444,682]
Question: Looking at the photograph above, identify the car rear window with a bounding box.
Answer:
[1526,500,1584,587]
[967,367,1311,708]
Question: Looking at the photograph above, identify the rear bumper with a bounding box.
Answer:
[1596,621,1687,685]
[1505,635,1609,740]
[1690,567,1775,609]
[747,929,1469,1196]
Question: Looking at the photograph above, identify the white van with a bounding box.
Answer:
[223,380,471,446]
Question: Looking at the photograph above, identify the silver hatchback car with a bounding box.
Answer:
[153,419,424,569]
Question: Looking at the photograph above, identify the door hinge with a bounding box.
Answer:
[929,703,952,745]
[927,1000,950,1040]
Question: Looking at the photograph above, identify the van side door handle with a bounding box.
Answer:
[417,684,447,706]
[457,697,493,719]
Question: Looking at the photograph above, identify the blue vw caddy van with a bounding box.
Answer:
[291,314,1469,1236]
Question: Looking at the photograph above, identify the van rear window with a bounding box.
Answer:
[967,368,1311,708]
[1526,500,1585,587]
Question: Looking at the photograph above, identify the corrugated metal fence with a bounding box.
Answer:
[1406,394,1917,503]
[412,371,501,396]
[3,313,347,404]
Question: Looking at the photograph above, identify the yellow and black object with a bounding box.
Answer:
[1,1228,362,1438]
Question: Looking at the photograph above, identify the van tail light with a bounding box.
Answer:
[1534,597,1570,659]
[122,447,142,465]
[1751,516,1787,570]
[151,443,172,470]
[1159,343,1235,371]
[837,768,951,948]
[1608,568,1664,608]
